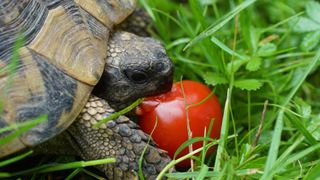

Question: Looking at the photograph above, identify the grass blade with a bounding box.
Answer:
[173,137,218,160]
[82,169,106,180]
[304,162,320,180]
[196,164,209,180]
[65,168,82,180]
[184,0,257,50]
[1,158,116,177]
[166,171,219,179]
[0,150,33,168]
[0,115,47,146]
[211,36,247,60]
[93,98,143,127]
[261,110,284,180]
[214,88,231,172]
[262,46,320,179]
[138,116,159,180]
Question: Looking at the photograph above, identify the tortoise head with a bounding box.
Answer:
[93,31,173,109]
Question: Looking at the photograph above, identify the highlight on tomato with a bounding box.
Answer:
[137,80,223,168]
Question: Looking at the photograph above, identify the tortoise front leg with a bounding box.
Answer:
[67,96,172,179]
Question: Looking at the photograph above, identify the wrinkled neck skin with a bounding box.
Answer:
[93,30,173,110]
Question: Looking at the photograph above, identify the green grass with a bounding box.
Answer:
[140,0,320,179]
[2,0,320,179]
[0,158,115,178]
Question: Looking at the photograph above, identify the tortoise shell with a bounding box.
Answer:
[0,0,136,157]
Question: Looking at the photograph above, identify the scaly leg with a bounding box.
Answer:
[67,96,172,179]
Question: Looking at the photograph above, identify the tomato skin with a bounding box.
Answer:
[138,80,222,168]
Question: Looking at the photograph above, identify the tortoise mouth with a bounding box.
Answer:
[108,77,173,112]
[109,85,173,111]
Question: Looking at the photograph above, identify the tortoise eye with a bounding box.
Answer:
[124,69,148,84]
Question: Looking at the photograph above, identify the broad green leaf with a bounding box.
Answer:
[300,31,320,52]
[294,97,311,119]
[239,156,267,169]
[288,67,306,90]
[258,131,274,145]
[301,103,311,119]
[234,79,263,91]
[246,57,261,71]
[308,115,320,141]
[290,17,320,33]
[203,72,228,86]
[257,43,277,57]
[227,59,248,74]
[306,1,320,24]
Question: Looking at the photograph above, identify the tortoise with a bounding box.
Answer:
[0,0,174,179]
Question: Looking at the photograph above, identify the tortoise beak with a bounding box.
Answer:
[149,54,174,96]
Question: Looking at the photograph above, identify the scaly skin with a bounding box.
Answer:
[67,96,172,179]
[118,8,152,37]
[34,95,173,179]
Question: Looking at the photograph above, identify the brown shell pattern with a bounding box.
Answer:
[0,0,136,157]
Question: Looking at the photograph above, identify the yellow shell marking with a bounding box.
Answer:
[75,0,137,25]
[75,0,112,27]
[27,6,104,86]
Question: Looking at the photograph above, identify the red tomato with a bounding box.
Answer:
[137,80,222,168]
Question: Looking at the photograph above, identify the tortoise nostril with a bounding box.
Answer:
[124,69,148,84]
[155,61,173,73]
[155,62,165,72]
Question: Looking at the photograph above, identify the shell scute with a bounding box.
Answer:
[0,0,136,156]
